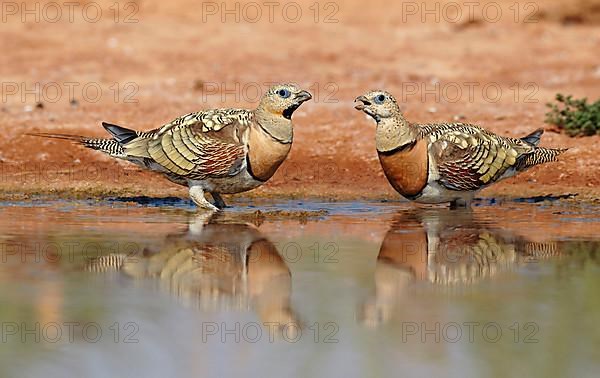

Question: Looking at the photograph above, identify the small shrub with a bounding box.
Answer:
[545,93,600,136]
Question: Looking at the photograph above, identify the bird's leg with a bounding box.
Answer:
[189,186,219,211]
[210,192,227,209]
[449,200,461,209]
[187,212,214,235]
[450,196,473,209]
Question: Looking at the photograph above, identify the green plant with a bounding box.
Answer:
[545,93,600,136]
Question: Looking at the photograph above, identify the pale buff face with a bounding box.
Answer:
[259,84,313,119]
[355,90,401,122]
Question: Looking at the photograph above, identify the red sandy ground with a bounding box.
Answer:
[1,0,600,202]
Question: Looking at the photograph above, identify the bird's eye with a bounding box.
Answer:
[278,89,291,98]
[374,94,386,104]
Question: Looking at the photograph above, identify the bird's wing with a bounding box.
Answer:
[154,109,254,135]
[417,122,484,138]
[426,123,534,191]
[124,109,254,179]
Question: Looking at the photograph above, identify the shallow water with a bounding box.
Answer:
[1,200,599,378]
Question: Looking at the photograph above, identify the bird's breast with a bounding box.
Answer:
[247,126,292,182]
[378,139,429,198]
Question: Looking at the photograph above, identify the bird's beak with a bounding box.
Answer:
[295,90,313,103]
[354,95,370,111]
[282,90,312,119]
[354,95,381,122]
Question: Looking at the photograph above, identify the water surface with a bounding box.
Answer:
[1,200,599,378]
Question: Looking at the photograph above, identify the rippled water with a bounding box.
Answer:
[0,200,599,378]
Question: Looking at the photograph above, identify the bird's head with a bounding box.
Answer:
[259,84,312,120]
[354,90,401,122]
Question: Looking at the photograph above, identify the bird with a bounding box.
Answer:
[355,90,567,208]
[30,83,312,210]
[86,214,300,328]
[359,209,563,327]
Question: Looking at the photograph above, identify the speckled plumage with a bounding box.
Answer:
[85,217,299,326]
[34,84,311,210]
[359,210,565,326]
[355,90,567,207]
[422,121,564,191]
[127,109,252,180]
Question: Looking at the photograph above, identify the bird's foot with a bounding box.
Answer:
[189,186,219,212]
[210,192,227,209]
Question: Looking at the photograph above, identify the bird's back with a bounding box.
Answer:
[413,121,566,191]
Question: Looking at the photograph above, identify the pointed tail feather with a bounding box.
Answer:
[515,147,568,171]
[102,122,139,144]
[27,132,126,157]
[524,241,561,259]
[520,128,544,146]
[85,253,128,273]
[26,132,85,142]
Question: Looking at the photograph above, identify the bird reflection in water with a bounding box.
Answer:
[87,213,299,330]
[360,209,561,327]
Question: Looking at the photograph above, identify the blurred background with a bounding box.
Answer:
[1,3,600,378]
[0,0,599,200]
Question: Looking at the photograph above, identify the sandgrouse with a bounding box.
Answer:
[86,217,299,326]
[355,90,567,207]
[360,209,561,326]
[34,84,312,210]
